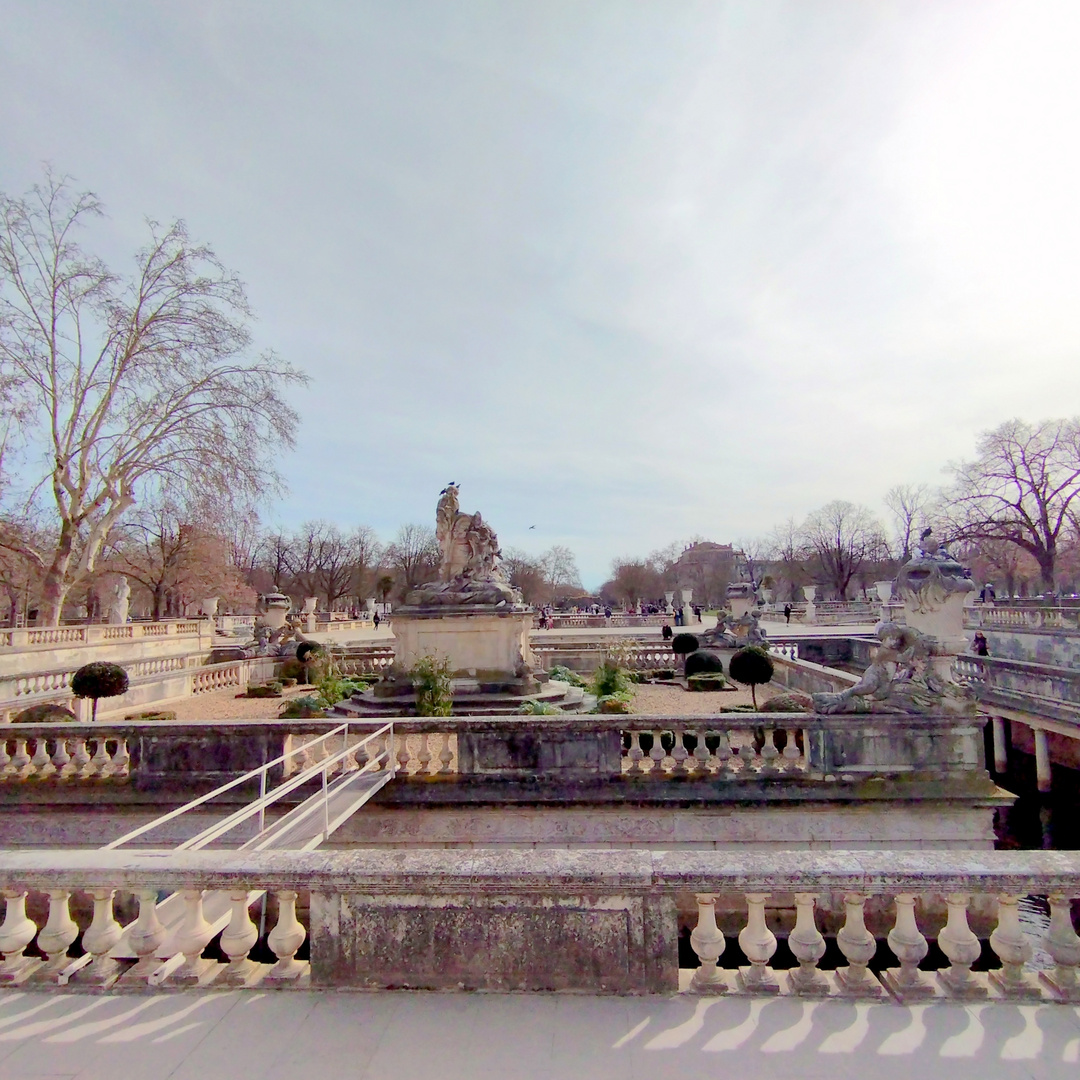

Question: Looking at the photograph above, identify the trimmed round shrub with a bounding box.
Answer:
[727,646,775,708]
[687,674,726,692]
[13,703,77,724]
[671,633,699,658]
[70,662,129,721]
[296,641,323,664]
[683,650,724,677]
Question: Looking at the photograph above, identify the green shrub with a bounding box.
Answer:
[596,692,633,714]
[279,695,325,719]
[684,650,724,677]
[654,669,676,681]
[13,703,77,723]
[278,658,305,681]
[123,710,177,722]
[547,664,586,688]
[761,692,812,713]
[727,646,775,708]
[518,699,562,715]
[412,655,453,716]
[687,674,727,692]
[71,662,129,721]
[591,659,631,699]
[280,677,298,688]
[245,682,282,699]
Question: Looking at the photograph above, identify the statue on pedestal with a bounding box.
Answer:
[108,577,130,625]
[408,484,522,606]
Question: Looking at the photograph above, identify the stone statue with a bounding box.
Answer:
[108,577,130,625]
[811,621,974,715]
[703,608,768,648]
[408,484,521,606]
[896,529,975,614]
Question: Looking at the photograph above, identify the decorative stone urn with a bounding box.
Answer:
[892,531,977,675]
[679,589,694,622]
[726,581,757,619]
[201,597,219,619]
[664,591,674,614]
[802,585,817,624]
[258,593,291,632]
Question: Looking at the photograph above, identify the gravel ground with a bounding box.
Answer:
[166,685,316,722]
[629,681,780,715]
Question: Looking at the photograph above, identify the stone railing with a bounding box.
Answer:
[0,711,989,792]
[967,605,1080,631]
[531,639,678,673]
[0,620,207,648]
[954,655,1080,723]
[0,656,273,724]
[0,848,1078,997]
[538,613,675,629]
[767,652,859,696]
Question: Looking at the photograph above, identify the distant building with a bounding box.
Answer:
[671,542,738,607]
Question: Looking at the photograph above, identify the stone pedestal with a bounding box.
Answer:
[803,586,817,624]
[392,605,535,680]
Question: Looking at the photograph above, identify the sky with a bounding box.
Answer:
[2,0,1080,588]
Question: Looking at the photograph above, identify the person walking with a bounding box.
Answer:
[373,611,381,631]
[661,621,672,641]
[784,603,792,624]
[972,631,989,656]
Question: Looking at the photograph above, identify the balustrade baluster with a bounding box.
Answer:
[780,727,802,772]
[648,731,666,774]
[122,889,166,984]
[835,893,883,996]
[71,738,91,777]
[0,890,40,982]
[714,731,733,776]
[759,728,780,775]
[689,894,728,992]
[936,893,987,998]
[625,731,644,774]
[172,889,217,985]
[86,738,113,778]
[33,889,78,981]
[438,732,454,774]
[0,736,10,775]
[738,740,756,773]
[266,890,307,981]
[30,738,52,778]
[989,894,1041,997]
[670,729,688,775]
[110,738,131,778]
[737,893,779,992]
[786,893,828,994]
[882,893,934,1000]
[416,733,432,775]
[1041,892,1080,1001]
[73,888,123,987]
[220,890,262,986]
[9,738,30,776]
[50,737,71,775]
[692,728,710,773]
[396,733,411,774]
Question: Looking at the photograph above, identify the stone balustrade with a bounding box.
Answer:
[0,848,1077,997]
[955,655,1080,720]
[0,620,205,650]
[967,604,1080,631]
[0,656,274,724]
[0,711,992,795]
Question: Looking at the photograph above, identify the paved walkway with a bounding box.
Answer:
[0,990,1077,1079]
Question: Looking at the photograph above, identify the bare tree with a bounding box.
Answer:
[349,525,384,602]
[607,558,662,606]
[733,536,771,587]
[799,501,888,600]
[386,523,438,594]
[501,547,546,606]
[539,545,582,602]
[0,171,304,622]
[944,418,1080,591]
[884,483,932,563]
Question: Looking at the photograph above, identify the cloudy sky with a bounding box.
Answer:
[3,1,1079,586]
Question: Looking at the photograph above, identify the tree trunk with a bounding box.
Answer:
[40,525,77,626]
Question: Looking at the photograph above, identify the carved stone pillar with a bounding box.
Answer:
[835,893,883,997]
[737,893,779,993]
[882,893,935,1000]
[689,894,728,993]
[937,894,987,998]
[785,893,828,995]
[1040,892,1080,1001]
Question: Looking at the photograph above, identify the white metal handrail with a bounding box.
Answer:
[103,722,356,849]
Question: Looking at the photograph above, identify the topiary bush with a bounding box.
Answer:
[123,710,177,722]
[70,662,129,721]
[683,650,724,678]
[296,641,323,664]
[13,703,77,724]
[671,633,699,660]
[687,674,727,692]
[727,646,775,708]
